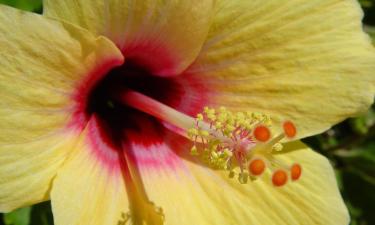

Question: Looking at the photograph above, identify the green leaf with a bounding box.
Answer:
[349,108,375,135]
[365,26,375,45]
[341,169,375,225]
[0,0,42,12]
[334,144,375,185]
[359,0,373,8]
[2,202,53,225]
[29,202,53,225]
[3,207,31,225]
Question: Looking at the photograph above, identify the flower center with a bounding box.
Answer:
[84,61,175,148]
[75,59,208,172]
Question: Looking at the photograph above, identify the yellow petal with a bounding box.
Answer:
[44,0,215,76]
[187,0,375,138]
[134,140,348,225]
[50,123,129,225]
[0,133,78,212]
[0,5,123,211]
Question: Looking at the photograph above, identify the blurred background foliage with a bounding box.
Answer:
[0,0,374,224]
[0,0,41,12]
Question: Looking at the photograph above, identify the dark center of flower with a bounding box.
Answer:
[85,60,184,148]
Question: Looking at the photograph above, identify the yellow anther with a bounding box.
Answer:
[217,113,227,123]
[215,121,222,129]
[211,151,218,159]
[208,144,218,152]
[252,112,263,120]
[199,130,209,137]
[236,116,245,124]
[187,128,198,137]
[234,129,242,135]
[190,146,199,156]
[226,125,236,132]
[238,172,249,184]
[262,115,272,126]
[196,113,204,121]
[207,113,216,121]
[227,115,235,126]
[235,112,245,121]
[272,143,283,152]
[223,148,233,157]
[243,120,252,130]
[219,152,227,159]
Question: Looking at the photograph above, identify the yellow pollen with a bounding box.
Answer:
[272,143,283,152]
[187,106,302,187]
[190,145,198,156]
[196,113,204,121]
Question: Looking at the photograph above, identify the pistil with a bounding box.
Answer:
[117,89,302,187]
[119,89,217,139]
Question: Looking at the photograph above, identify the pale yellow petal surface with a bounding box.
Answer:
[44,0,215,76]
[187,0,375,138]
[50,126,129,225]
[134,141,348,225]
[0,133,78,212]
[0,5,123,211]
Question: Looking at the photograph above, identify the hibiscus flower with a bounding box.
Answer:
[1,0,374,225]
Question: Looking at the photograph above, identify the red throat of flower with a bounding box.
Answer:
[71,59,210,172]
